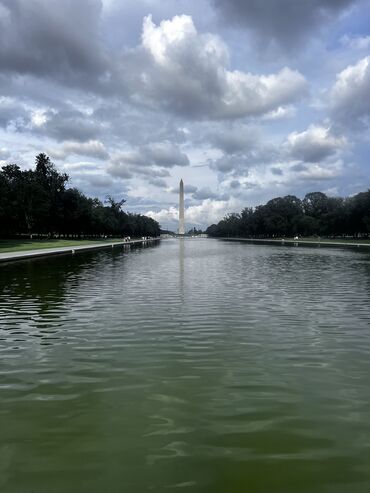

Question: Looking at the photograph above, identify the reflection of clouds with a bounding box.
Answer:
[144,414,192,437]
[146,440,189,465]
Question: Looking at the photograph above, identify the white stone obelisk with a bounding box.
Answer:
[179,179,185,235]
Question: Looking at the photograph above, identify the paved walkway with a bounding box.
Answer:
[222,237,370,248]
[0,238,160,263]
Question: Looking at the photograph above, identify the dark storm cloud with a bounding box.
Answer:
[0,0,108,83]
[211,0,356,49]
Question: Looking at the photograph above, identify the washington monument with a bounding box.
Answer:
[179,179,185,235]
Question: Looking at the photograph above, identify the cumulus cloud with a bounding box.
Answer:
[124,14,308,119]
[297,161,344,181]
[211,0,356,50]
[192,187,229,201]
[109,142,188,170]
[185,184,198,194]
[0,0,368,222]
[146,197,240,228]
[340,34,370,50]
[82,173,114,188]
[148,177,168,188]
[70,169,126,198]
[132,167,171,178]
[106,163,133,179]
[329,56,370,126]
[37,108,105,142]
[284,124,347,163]
[210,141,278,175]
[208,124,347,183]
[261,105,296,121]
[204,123,280,179]
[208,125,260,154]
[219,157,346,208]
[203,123,349,207]
[30,109,49,128]
[49,140,109,160]
[144,142,189,167]
[62,161,100,172]
[210,154,249,174]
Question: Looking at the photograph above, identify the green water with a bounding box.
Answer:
[1,239,370,492]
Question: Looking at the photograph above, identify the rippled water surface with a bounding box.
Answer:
[1,238,370,492]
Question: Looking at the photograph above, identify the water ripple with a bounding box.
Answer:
[1,240,370,491]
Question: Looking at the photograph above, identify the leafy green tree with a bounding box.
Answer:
[35,153,69,234]
[206,189,370,239]
[0,154,160,239]
[348,191,370,237]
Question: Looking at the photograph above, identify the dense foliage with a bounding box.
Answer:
[206,191,370,238]
[0,154,160,238]
[187,227,203,235]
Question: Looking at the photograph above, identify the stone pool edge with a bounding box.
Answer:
[0,238,161,264]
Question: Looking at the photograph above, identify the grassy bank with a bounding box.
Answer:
[284,237,370,244]
[0,238,126,254]
[222,237,370,247]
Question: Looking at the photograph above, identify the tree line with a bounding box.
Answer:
[206,190,370,238]
[0,154,160,238]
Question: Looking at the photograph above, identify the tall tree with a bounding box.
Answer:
[0,155,160,238]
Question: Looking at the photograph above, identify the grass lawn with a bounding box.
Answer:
[0,238,125,254]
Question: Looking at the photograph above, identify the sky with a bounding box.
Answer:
[0,0,369,231]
